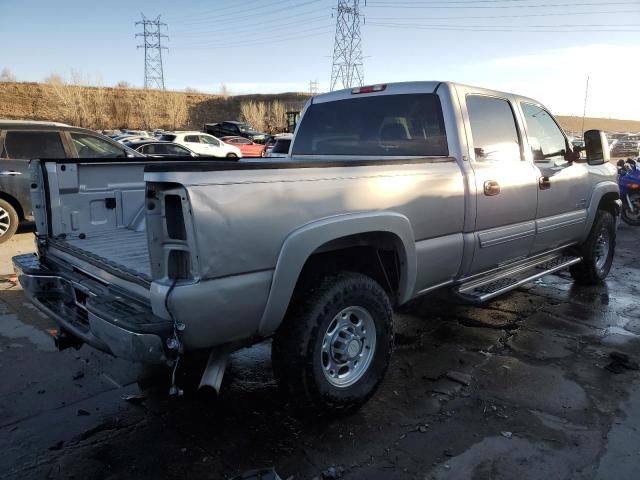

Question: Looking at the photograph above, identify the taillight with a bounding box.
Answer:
[629,184,640,190]
[351,84,386,94]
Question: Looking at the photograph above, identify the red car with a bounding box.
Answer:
[220,136,266,157]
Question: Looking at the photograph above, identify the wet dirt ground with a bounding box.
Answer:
[1,224,640,480]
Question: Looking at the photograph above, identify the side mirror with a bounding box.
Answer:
[584,129,610,165]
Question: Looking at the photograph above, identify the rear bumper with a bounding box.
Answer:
[12,253,172,364]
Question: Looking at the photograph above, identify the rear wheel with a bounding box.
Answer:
[621,193,640,226]
[226,153,238,159]
[272,272,393,415]
[570,209,616,284]
[0,199,19,244]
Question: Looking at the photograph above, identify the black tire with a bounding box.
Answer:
[570,210,616,284]
[272,272,393,415]
[226,153,238,159]
[0,199,19,244]
[621,193,640,226]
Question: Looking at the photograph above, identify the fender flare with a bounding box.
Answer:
[257,211,416,336]
[581,181,619,240]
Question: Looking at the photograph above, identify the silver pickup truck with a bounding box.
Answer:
[13,81,620,414]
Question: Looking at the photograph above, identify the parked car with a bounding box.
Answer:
[0,120,142,243]
[117,135,153,144]
[158,131,241,158]
[123,139,198,157]
[611,138,640,157]
[220,136,266,157]
[265,133,292,158]
[13,81,620,415]
[204,121,266,142]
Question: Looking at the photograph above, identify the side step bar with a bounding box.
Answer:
[455,254,582,304]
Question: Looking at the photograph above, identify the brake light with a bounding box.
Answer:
[351,84,386,94]
[629,184,640,190]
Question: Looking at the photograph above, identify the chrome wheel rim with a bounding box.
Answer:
[321,306,376,388]
[595,229,610,270]
[0,206,10,236]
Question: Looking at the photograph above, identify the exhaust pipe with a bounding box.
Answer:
[198,347,229,394]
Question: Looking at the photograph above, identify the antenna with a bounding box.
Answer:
[330,0,364,91]
[581,75,590,136]
[135,14,168,90]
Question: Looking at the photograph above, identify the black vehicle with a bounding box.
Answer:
[0,121,141,243]
[203,121,266,141]
[123,139,198,157]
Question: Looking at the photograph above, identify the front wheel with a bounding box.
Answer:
[272,272,393,415]
[570,210,616,284]
[226,153,238,159]
[621,193,640,226]
[0,199,19,244]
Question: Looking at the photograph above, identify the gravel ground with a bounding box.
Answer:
[1,223,639,480]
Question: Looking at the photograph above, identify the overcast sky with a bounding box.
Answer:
[1,0,638,119]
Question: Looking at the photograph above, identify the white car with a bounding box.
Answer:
[158,131,242,158]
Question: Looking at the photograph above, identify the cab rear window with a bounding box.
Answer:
[4,131,66,159]
[292,93,448,157]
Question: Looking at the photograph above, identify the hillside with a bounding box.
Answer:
[0,81,309,131]
[556,116,640,134]
[1,81,638,134]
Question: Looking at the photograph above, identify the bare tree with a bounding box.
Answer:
[266,100,287,132]
[135,89,162,130]
[116,80,131,89]
[164,92,188,130]
[240,101,267,132]
[0,67,16,82]
[184,87,199,93]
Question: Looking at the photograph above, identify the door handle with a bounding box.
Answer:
[0,170,21,176]
[539,176,551,190]
[484,180,500,196]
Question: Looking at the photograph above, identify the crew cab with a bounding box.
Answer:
[13,82,620,414]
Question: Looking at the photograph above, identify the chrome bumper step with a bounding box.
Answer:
[455,254,582,303]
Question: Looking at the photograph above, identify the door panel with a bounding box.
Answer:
[460,92,539,274]
[518,103,591,252]
[532,162,591,252]
[471,161,538,272]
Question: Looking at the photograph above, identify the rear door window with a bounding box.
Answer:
[292,93,448,157]
[70,133,126,158]
[4,131,66,159]
[466,95,522,163]
[184,135,200,143]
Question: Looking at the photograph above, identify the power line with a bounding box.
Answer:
[135,14,168,90]
[171,27,333,51]
[170,7,330,36]
[174,15,330,40]
[367,22,638,31]
[367,1,640,8]
[170,0,319,27]
[366,8,640,20]
[368,21,640,28]
[330,0,365,91]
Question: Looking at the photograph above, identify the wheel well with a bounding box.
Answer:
[0,192,24,220]
[294,232,404,303]
[598,192,621,216]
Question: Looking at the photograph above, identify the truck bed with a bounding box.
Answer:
[50,228,151,283]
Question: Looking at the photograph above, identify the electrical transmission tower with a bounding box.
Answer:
[330,0,364,91]
[309,80,319,95]
[135,14,168,89]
